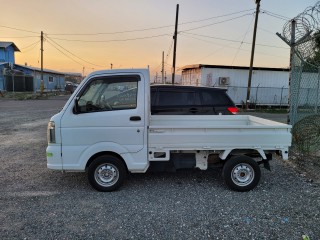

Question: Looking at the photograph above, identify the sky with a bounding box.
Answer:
[0,0,318,79]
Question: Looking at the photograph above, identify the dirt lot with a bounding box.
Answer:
[0,96,319,239]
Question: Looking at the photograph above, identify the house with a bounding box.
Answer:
[0,41,19,64]
[0,42,20,91]
[0,41,80,92]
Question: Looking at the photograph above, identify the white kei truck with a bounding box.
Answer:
[46,69,292,192]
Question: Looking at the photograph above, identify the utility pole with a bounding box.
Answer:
[162,51,164,84]
[40,31,44,95]
[246,0,261,110]
[111,63,113,69]
[41,31,44,83]
[172,4,179,85]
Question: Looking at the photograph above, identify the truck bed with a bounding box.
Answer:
[149,115,291,158]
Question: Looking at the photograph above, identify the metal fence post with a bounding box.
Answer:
[255,85,260,109]
[280,86,284,109]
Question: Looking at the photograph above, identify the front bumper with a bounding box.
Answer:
[46,145,62,170]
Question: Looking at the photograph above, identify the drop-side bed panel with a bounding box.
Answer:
[148,115,292,152]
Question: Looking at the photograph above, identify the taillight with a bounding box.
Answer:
[227,107,238,114]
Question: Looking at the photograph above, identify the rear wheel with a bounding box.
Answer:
[88,155,126,192]
[222,156,261,192]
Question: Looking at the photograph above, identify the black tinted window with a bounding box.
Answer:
[201,90,232,106]
[156,90,200,106]
[151,89,156,105]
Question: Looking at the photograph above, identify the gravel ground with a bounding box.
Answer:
[0,96,319,240]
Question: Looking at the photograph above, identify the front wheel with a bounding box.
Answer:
[222,156,261,192]
[88,155,126,192]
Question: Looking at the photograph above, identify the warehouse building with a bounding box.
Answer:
[181,64,290,106]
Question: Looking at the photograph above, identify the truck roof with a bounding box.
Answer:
[86,69,149,78]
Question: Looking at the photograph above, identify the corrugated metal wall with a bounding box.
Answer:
[181,67,291,105]
[199,68,289,88]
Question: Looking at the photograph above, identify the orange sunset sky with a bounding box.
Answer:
[0,0,317,78]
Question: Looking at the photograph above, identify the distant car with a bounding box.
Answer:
[65,82,78,94]
[151,85,238,115]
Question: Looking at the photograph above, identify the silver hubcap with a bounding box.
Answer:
[231,163,254,186]
[94,163,119,187]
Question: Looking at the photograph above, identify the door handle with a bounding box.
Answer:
[130,116,141,121]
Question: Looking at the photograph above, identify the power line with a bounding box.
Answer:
[0,36,38,38]
[261,9,291,20]
[180,32,288,49]
[20,40,41,53]
[179,33,288,62]
[20,40,41,50]
[258,27,275,35]
[0,25,39,34]
[46,38,84,67]
[48,26,174,36]
[46,36,105,67]
[180,8,255,25]
[181,13,254,32]
[165,39,174,64]
[263,12,288,21]
[46,8,255,36]
[47,33,171,43]
[150,40,173,74]
[231,15,255,65]
[179,33,241,63]
[22,42,40,53]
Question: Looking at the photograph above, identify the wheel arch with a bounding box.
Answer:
[85,151,128,172]
[219,148,267,160]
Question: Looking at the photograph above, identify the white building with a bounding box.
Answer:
[181,64,290,106]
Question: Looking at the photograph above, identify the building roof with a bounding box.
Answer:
[15,64,66,76]
[181,64,289,72]
[0,42,20,52]
[15,64,81,76]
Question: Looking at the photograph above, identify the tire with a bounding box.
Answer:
[222,156,261,192]
[88,155,126,192]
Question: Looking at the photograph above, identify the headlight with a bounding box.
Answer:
[47,121,56,143]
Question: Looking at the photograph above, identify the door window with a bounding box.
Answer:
[76,76,139,113]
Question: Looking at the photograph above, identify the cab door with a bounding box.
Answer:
[60,74,145,169]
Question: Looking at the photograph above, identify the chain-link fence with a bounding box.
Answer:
[289,53,320,125]
[226,86,289,108]
[281,1,320,180]
[290,52,320,179]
